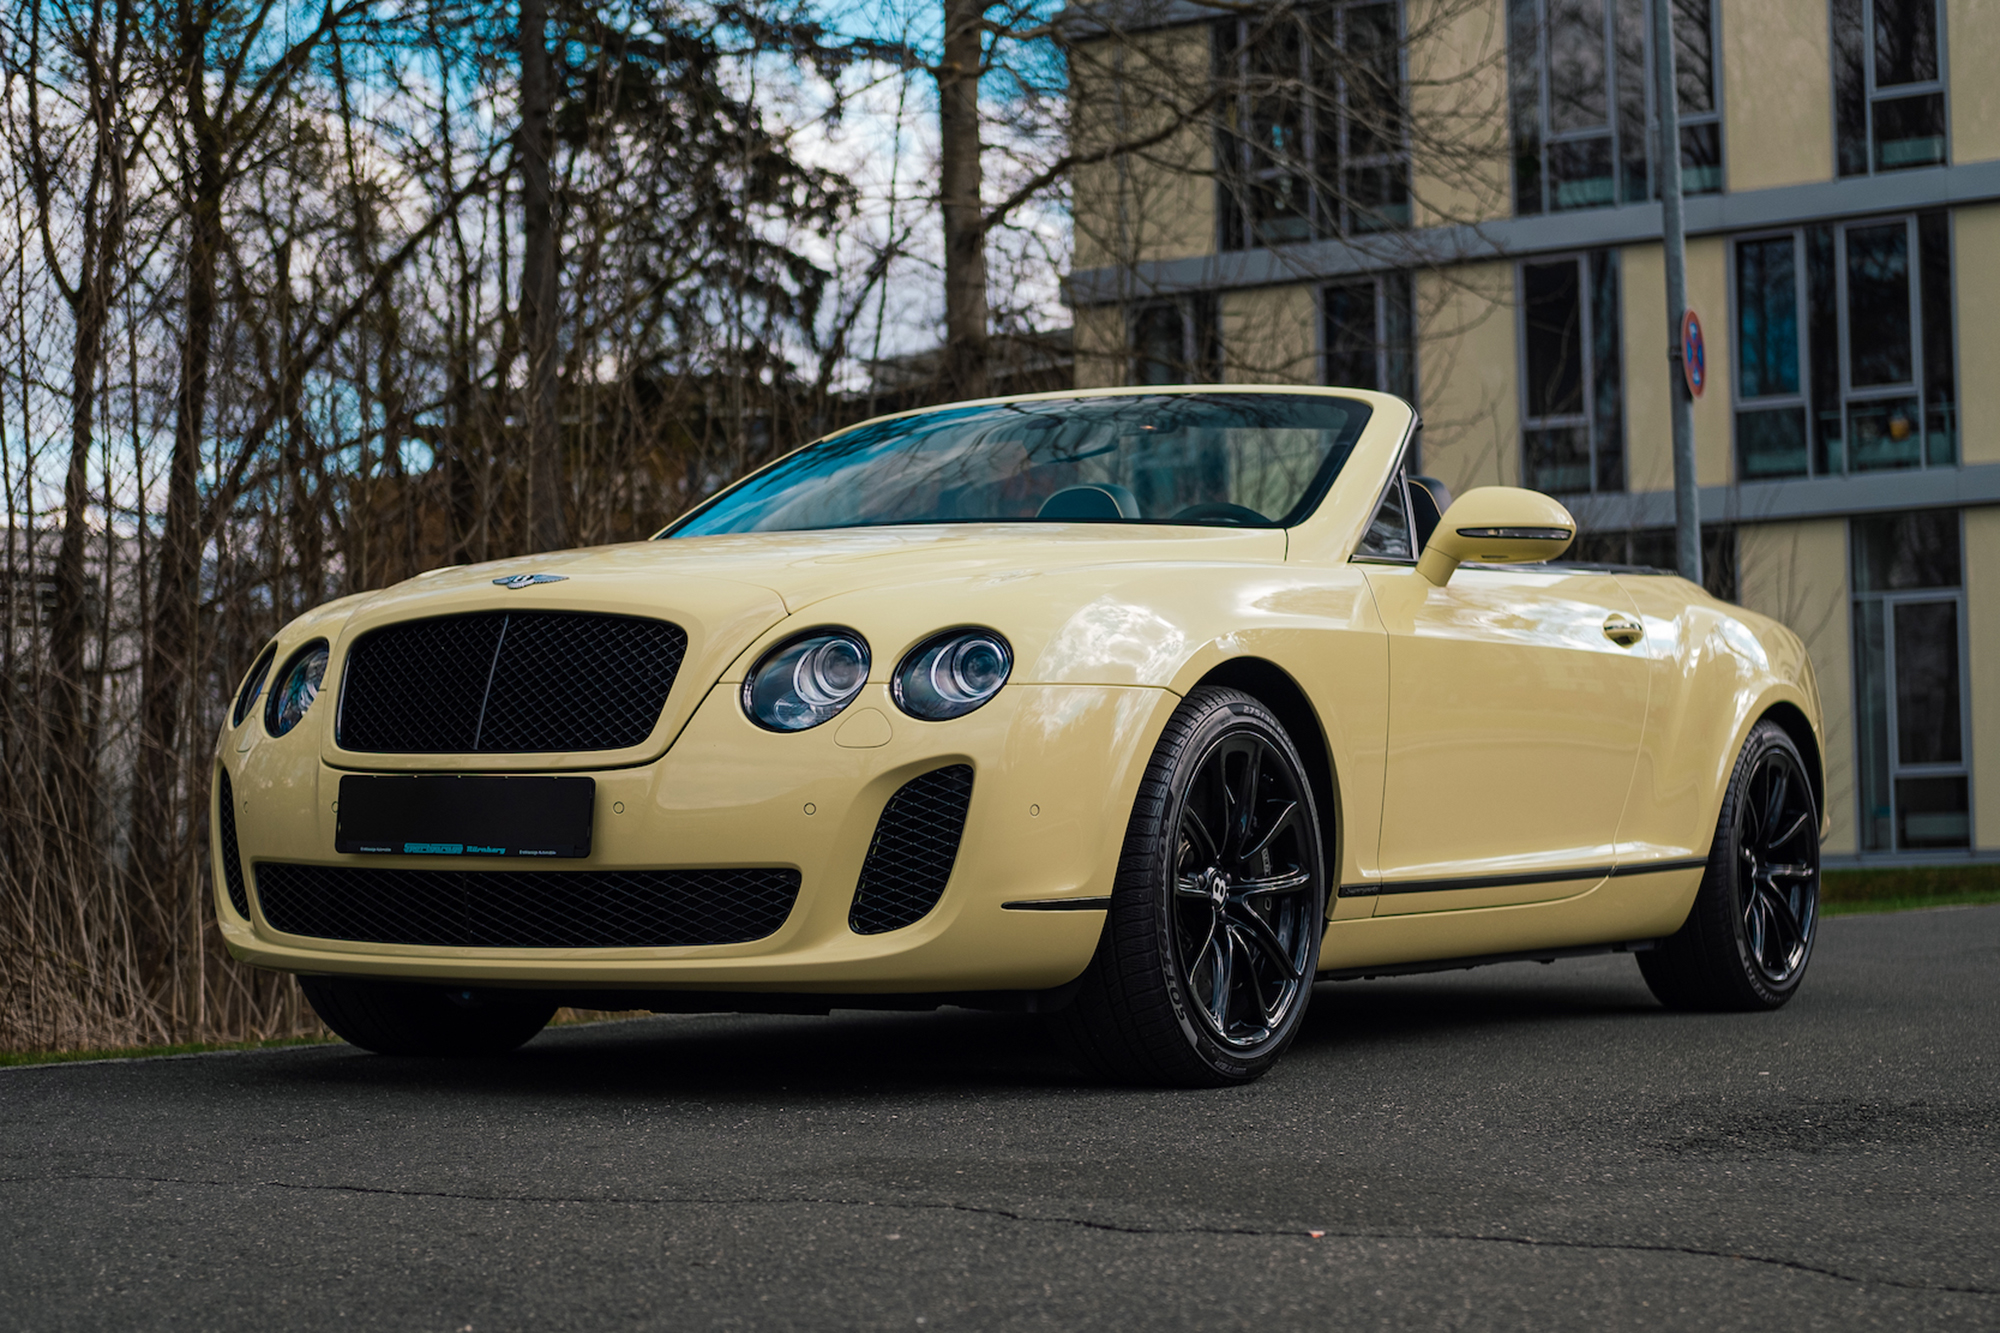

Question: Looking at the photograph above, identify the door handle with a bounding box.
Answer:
[1602,616,1644,648]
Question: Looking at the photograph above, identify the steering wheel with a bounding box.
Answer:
[1170,501,1266,527]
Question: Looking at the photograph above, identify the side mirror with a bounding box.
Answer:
[1416,486,1576,586]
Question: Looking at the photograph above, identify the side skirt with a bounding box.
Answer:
[1315,939,1660,983]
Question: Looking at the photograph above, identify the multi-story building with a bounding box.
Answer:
[1065,0,1994,866]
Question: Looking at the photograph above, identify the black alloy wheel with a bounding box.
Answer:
[1054,686,1328,1086]
[1171,732,1320,1050]
[1736,741,1820,987]
[1639,719,1821,1011]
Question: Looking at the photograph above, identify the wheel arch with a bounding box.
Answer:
[1757,700,1826,826]
[1189,657,1343,886]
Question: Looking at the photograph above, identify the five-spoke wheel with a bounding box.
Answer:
[1054,686,1327,1085]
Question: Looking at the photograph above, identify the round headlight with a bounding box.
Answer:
[742,631,871,731]
[892,629,1012,720]
[265,642,329,737]
[233,643,277,727]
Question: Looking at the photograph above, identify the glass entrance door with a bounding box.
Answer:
[1852,511,1970,852]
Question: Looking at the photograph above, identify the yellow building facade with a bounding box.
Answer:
[1068,0,1997,863]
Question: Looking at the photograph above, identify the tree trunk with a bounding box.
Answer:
[131,38,222,977]
[938,0,988,401]
[36,0,128,871]
[519,0,565,552]
[47,222,113,860]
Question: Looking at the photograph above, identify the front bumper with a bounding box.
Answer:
[214,682,1179,993]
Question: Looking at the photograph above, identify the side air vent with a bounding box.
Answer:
[254,863,800,949]
[216,768,250,918]
[849,765,975,936]
[337,611,688,754]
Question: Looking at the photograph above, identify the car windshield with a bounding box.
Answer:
[663,392,1372,536]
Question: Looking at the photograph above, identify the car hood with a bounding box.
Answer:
[310,525,1284,770]
[361,525,1285,612]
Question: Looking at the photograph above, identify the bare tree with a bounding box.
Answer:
[0,0,886,1050]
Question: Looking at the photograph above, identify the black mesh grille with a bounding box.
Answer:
[337,611,688,753]
[254,863,799,948]
[216,768,250,918]
[850,765,975,935]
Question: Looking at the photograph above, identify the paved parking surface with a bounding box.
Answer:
[3,905,1996,1331]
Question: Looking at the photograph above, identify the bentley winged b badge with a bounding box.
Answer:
[493,573,568,590]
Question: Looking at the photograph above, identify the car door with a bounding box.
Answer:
[1352,472,1651,914]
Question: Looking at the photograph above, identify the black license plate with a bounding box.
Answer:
[336,775,595,858]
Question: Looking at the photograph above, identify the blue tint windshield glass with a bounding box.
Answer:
[664,393,1373,536]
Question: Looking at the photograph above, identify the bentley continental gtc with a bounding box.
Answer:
[214,386,1827,1085]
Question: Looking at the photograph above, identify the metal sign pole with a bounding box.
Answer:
[1652,0,1702,587]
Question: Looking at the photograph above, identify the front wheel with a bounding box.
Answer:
[1638,719,1821,1011]
[300,977,557,1056]
[1054,687,1329,1086]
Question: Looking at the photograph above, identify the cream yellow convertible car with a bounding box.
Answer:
[214,386,1826,1085]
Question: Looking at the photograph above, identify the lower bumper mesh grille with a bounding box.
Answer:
[849,765,975,935]
[254,863,800,948]
[216,769,250,918]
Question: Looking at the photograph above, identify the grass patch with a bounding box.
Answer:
[1,1007,652,1066]
[0,1034,339,1068]
[1821,864,2000,917]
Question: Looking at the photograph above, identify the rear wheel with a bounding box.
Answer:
[300,977,557,1056]
[1638,719,1821,1011]
[1054,687,1328,1086]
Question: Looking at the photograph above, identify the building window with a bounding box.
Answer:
[1322,272,1415,400]
[1520,251,1623,493]
[1832,0,1947,176]
[1506,0,1721,216]
[1852,510,1968,852]
[1732,212,1954,479]
[1128,296,1221,385]
[1570,524,1736,599]
[1215,2,1411,251]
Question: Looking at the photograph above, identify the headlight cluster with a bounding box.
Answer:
[742,627,1013,731]
[892,630,1013,720]
[742,632,872,731]
[264,642,329,737]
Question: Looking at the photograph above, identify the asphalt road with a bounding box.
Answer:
[3,906,1996,1332]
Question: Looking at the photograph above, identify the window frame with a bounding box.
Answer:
[1215,0,1414,251]
[1515,249,1626,495]
[1670,0,1726,195]
[1318,270,1417,403]
[1126,296,1221,386]
[1507,0,1726,216]
[1830,0,1951,178]
[1350,460,1419,564]
[1849,511,1973,855]
[1728,228,1812,479]
[1727,211,1957,479]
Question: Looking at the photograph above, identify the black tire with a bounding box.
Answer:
[300,976,557,1056]
[1053,686,1329,1087]
[1638,719,1821,1011]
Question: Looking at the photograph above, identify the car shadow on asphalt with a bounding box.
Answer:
[257,961,1668,1099]
[268,1007,1083,1102]
[1295,965,1667,1054]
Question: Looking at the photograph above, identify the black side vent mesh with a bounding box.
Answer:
[254,863,800,949]
[337,611,688,754]
[850,765,975,936]
[216,768,250,918]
